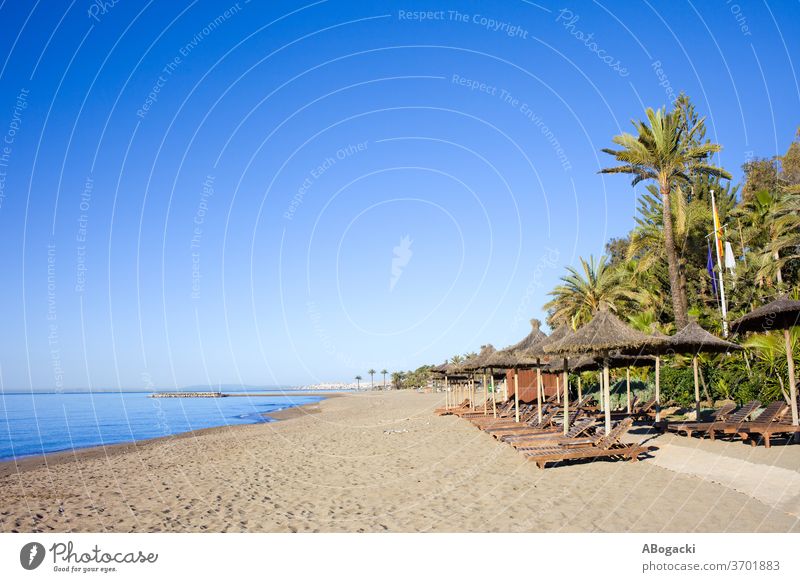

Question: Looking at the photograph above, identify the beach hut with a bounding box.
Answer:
[665,321,741,419]
[544,308,661,434]
[731,296,800,428]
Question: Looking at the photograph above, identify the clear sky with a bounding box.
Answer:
[0,0,797,390]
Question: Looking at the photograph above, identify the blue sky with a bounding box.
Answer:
[0,0,797,390]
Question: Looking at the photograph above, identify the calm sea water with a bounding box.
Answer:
[0,392,325,462]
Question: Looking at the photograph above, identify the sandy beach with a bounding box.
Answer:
[1,391,798,533]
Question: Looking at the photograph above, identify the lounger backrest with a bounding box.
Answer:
[596,418,634,449]
[751,400,788,423]
[727,400,762,423]
[710,402,737,420]
[565,419,595,438]
[528,407,557,428]
[573,394,592,409]
[638,397,656,412]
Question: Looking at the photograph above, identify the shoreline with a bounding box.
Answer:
[0,394,342,479]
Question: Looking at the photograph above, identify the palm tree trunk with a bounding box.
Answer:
[661,180,689,328]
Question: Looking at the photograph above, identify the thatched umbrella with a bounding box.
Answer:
[525,324,571,427]
[463,345,497,415]
[431,361,449,407]
[544,308,660,433]
[731,296,800,427]
[485,319,548,422]
[666,321,741,419]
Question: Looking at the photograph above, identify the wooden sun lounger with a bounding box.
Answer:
[497,408,583,440]
[484,395,591,435]
[735,399,800,448]
[706,400,763,440]
[434,399,471,415]
[510,419,597,450]
[666,400,760,439]
[488,408,565,438]
[603,397,656,421]
[459,400,514,419]
[475,404,542,430]
[472,406,538,430]
[522,418,650,469]
[664,402,737,436]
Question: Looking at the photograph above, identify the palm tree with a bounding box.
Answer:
[544,255,640,327]
[355,375,362,390]
[367,368,376,390]
[380,369,388,390]
[601,105,730,328]
[390,371,404,390]
[760,192,800,285]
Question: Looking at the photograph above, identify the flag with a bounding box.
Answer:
[724,241,736,274]
[712,199,724,259]
[707,243,718,297]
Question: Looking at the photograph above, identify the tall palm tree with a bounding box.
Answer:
[380,369,388,390]
[544,255,640,327]
[601,106,730,328]
[354,375,362,390]
[367,368,376,390]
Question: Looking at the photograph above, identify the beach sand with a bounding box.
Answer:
[1,391,799,533]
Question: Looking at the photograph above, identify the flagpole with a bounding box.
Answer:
[711,189,729,337]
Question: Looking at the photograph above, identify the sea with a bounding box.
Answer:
[0,390,328,462]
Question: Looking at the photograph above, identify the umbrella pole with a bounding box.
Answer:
[598,371,604,412]
[603,358,612,434]
[490,370,497,418]
[693,355,701,420]
[470,376,475,410]
[536,366,543,424]
[577,375,582,402]
[626,367,631,414]
[483,373,488,415]
[784,329,798,427]
[514,369,520,423]
[444,375,449,409]
[655,356,661,423]
[563,358,569,435]
[556,376,561,403]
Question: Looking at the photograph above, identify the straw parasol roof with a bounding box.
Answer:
[430,361,449,375]
[605,353,658,369]
[730,296,800,333]
[666,321,742,354]
[543,309,659,356]
[507,319,548,352]
[544,354,597,373]
[462,344,497,371]
[483,319,549,369]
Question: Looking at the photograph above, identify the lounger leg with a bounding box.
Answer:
[765,433,771,448]
[536,461,546,470]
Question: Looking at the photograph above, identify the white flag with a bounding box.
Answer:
[724,241,736,274]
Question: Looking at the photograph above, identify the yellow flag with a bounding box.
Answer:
[712,200,724,259]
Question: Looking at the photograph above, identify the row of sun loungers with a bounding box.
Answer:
[441,395,653,469]
[663,398,800,448]
[437,391,800,469]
